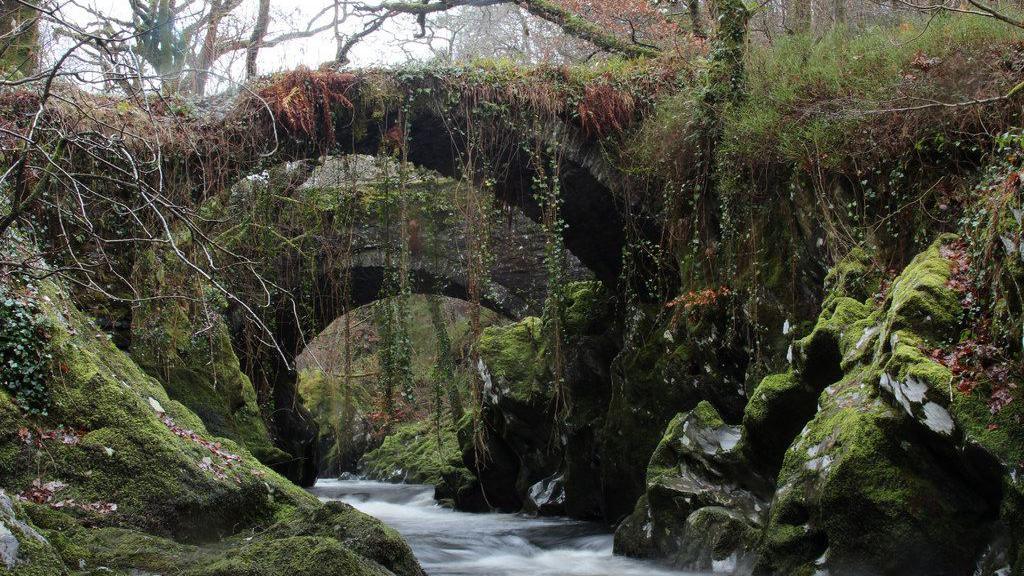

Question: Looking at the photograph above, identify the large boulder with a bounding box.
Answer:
[600,291,752,523]
[614,401,766,572]
[755,238,1005,576]
[462,281,618,517]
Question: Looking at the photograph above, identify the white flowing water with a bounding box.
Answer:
[311,478,711,576]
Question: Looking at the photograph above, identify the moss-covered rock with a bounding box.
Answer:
[755,237,1003,576]
[0,281,309,541]
[614,401,765,571]
[755,369,992,576]
[740,371,819,475]
[130,247,288,468]
[600,298,751,522]
[0,274,423,576]
[190,536,390,576]
[478,316,547,404]
[254,500,424,576]
[0,491,66,576]
[360,417,466,485]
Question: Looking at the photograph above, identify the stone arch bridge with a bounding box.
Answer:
[228,154,593,483]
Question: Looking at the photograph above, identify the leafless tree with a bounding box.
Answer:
[0,2,293,362]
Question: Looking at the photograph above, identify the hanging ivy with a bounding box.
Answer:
[532,148,570,422]
[0,286,52,415]
[373,131,415,424]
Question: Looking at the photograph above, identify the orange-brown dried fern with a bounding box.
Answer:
[258,67,356,150]
[578,81,636,138]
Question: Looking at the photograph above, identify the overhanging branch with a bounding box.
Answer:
[378,0,661,58]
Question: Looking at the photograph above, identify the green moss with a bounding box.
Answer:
[29,507,418,576]
[477,317,547,403]
[741,371,816,473]
[823,247,880,303]
[0,275,425,575]
[683,506,758,563]
[192,536,388,576]
[880,237,960,343]
[742,372,798,430]
[561,281,613,334]
[645,412,687,487]
[690,400,725,428]
[130,247,283,466]
[754,238,1000,575]
[758,375,989,575]
[0,279,316,542]
[0,493,66,576]
[75,526,203,572]
[361,417,466,485]
[260,500,422,576]
[790,296,870,391]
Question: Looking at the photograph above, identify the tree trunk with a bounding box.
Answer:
[247,0,271,79]
[0,0,39,77]
[194,0,229,96]
[689,0,707,39]
[833,0,847,26]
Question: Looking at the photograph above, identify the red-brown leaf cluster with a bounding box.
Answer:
[18,479,117,515]
[941,240,976,302]
[910,50,942,72]
[666,286,734,310]
[929,241,1018,414]
[158,412,244,482]
[17,426,83,448]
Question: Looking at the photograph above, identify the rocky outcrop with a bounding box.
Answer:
[129,244,301,478]
[600,294,753,522]
[754,238,1005,576]
[615,237,1018,575]
[613,401,766,573]
[456,280,619,518]
[0,274,424,575]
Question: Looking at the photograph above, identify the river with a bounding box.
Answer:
[310,478,715,576]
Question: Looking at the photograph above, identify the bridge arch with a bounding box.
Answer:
[226,154,591,483]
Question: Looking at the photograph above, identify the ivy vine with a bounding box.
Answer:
[0,288,52,415]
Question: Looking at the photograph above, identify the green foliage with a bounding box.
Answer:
[0,287,52,416]
[724,15,1021,167]
[374,276,414,417]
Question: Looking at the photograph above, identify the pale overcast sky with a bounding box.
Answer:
[58,0,445,87]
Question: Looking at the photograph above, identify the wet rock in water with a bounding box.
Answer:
[614,401,765,572]
[359,418,466,486]
[461,282,619,518]
[615,240,1021,575]
[600,295,751,524]
[524,473,567,516]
